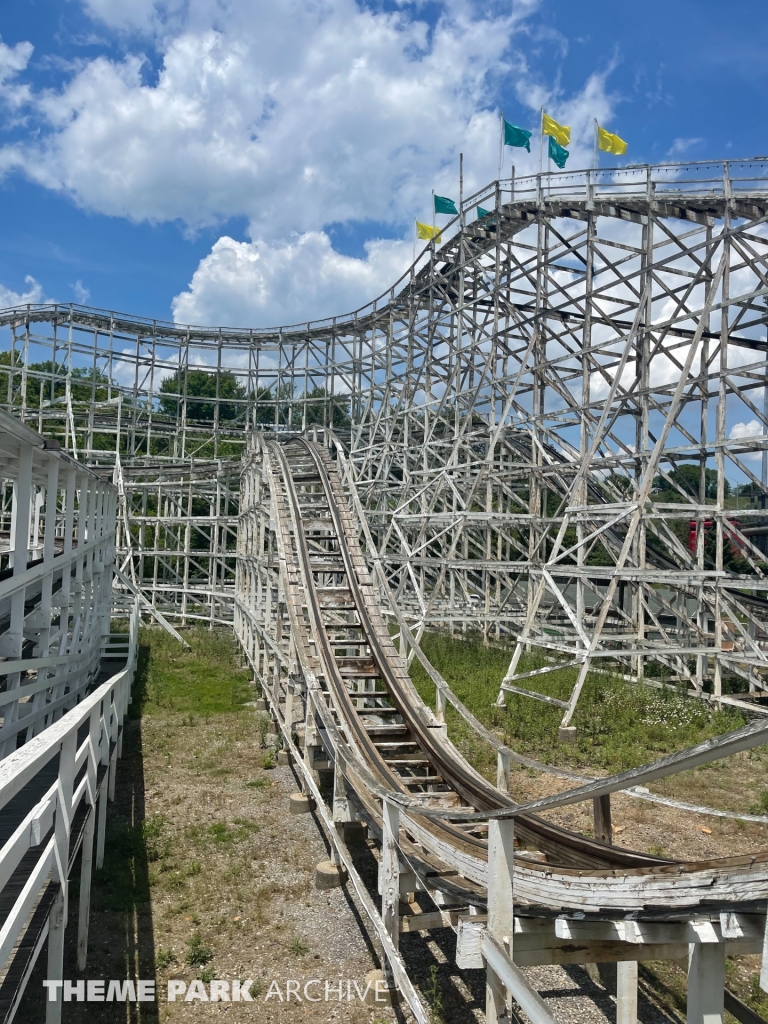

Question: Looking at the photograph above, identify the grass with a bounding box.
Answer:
[408,631,748,777]
[155,947,176,970]
[245,777,270,789]
[137,627,253,715]
[425,964,445,1024]
[185,932,213,967]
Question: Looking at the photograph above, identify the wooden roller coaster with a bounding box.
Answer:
[236,433,768,1024]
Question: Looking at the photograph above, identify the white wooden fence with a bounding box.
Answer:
[0,409,117,757]
[0,408,136,1022]
[0,598,138,1022]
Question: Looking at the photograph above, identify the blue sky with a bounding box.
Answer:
[0,0,765,325]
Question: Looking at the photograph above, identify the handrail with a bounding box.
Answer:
[1,159,766,344]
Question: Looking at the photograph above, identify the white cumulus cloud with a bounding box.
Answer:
[0,0,625,325]
[0,275,49,309]
[171,231,411,326]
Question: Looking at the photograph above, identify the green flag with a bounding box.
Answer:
[476,206,492,219]
[548,134,569,169]
[504,120,532,152]
[434,194,458,215]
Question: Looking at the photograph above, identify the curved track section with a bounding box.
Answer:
[235,430,768,1021]
[237,435,768,915]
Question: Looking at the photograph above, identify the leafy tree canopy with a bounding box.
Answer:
[158,369,246,422]
[653,463,729,499]
[300,385,351,428]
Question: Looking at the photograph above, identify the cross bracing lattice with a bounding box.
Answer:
[1,160,768,725]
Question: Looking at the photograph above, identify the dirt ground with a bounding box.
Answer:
[503,750,768,863]
[13,628,768,1024]
[19,706,410,1023]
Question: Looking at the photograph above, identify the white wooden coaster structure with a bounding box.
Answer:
[0,412,140,1023]
[236,432,768,1024]
[2,160,768,713]
[0,158,766,1021]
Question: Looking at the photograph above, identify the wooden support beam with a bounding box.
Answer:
[592,794,612,844]
[381,799,400,952]
[617,962,638,1024]
[486,818,515,1024]
[482,932,559,1024]
[687,942,724,1024]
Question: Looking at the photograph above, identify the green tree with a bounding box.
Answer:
[300,385,351,428]
[158,369,246,422]
[249,382,296,426]
[653,463,729,499]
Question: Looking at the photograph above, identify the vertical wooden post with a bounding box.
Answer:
[687,942,724,1024]
[332,758,352,825]
[47,729,76,1024]
[107,693,119,802]
[617,961,638,1024]
[381,798,400,952]
[435,686,446,725]
[486,817,514,1024]
[592,794,612,844]
[303,697,319,794]
[95,701,109,869]
[496,750,510,793]
[77,705,101,970]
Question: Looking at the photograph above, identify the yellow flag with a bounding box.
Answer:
[541,111,570,147]
[416,221,441,242]
[597,125,628,156]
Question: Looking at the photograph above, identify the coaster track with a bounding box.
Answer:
[235,431,768,1022]
[250,435,768,905]
[3,158,768,1020]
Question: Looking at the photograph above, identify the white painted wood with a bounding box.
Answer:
[482,931,559,1024]
[381,798,400,951]
[456,914,485,969]
[687,942,724,1024]
[496,750,510,793]
[486,818,514,1024]
[617,962,638,1024]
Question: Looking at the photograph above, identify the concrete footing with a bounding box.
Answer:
[363,970,401,1007]
[255,698,267,712]
[314,859,348,890]
[289,792,315,815]
[558,726,577,744]
[277,750,292,766]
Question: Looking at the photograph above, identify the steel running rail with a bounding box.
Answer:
[245,437,768,909]
[236,435,768,1023]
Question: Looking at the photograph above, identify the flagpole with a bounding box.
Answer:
[432,189,435,233]
[593,118,599,170]
[498,111,504,181]
[413,221,416,266]
[539,107,543,174]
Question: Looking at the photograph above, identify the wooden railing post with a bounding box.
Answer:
[46,729,76,1024]
[486,817,514,1024]
[95,700,109,870]
[77,705,101,971]
[687,941,724,1024]
[381,799,400,952]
